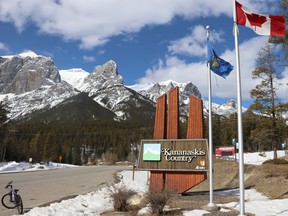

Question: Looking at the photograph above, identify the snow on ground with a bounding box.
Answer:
[243,150,285,165]
[0,150,288,216]
[0,161,77,173]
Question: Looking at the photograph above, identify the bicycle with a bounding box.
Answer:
[1,181,23,214]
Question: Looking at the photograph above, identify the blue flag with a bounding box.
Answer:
[207,39,233,78]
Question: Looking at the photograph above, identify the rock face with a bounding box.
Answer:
[0,52,60,94]
[79,60,123,94]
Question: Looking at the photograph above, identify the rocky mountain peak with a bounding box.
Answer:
[92,60,121,81]
[17,50,39,58]
[209,99,239,118]
[183,82,201,98]
[0,51,60,94]
[223,99,237,109]
[81,60,123,94]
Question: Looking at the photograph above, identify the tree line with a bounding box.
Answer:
[203,111,288,154]
[0,105,286,165]
[0,117,153,165]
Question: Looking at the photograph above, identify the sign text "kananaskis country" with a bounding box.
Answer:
[162,148,205,163]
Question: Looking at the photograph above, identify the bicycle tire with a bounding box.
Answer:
[1,193,16,209]
[16,194,23,214]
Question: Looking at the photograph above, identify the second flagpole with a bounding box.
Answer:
[233,1,245,215]
[206,25,216,208]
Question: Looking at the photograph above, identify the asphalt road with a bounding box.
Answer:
[0,165,130,216]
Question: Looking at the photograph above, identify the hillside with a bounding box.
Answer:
[19,92,116,123]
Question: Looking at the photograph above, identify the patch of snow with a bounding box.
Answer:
[2,50,41,59]
[59,69,89,90]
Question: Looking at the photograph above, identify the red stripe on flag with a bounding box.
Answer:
[270,15,286,36]
[236,1,246,25]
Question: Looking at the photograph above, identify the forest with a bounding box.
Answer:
[0,105,287,165]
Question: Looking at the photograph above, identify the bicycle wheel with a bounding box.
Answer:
[15,194,23,214]
[1,193,16,209]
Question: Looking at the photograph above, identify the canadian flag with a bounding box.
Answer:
[236,1,286,36]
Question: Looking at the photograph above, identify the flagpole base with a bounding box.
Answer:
[203,203,219,211]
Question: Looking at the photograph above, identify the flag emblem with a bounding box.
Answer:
[236,1,285,36]
[207,39,233,78]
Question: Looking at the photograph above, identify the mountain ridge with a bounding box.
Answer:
[0,50,240,122]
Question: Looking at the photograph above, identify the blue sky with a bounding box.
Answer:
[0,0,287,107]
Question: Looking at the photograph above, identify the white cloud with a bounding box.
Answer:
[168,25,224,57]
[83,55,96,63]
[275,67,288,101]
[0,42,9,52]
[138,36,269,100]
[0,0,278,51]
[0,0,235,49]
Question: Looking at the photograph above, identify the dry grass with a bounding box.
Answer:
[244,162,288,199]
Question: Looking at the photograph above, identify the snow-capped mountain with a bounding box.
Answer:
[202,99,243,118]
[128,80,202,120]
[61,60,155,120]
[128,80,201,102]
[0,51,155,121]
[0,50,78,119]
[0,50,239,122]
[59,68,89,90]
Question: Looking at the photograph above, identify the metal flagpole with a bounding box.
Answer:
[232,1,245,215]
[206,26,215,207]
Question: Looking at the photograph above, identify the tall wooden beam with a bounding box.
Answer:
[167,87,179,139]
[187,95,204,139]
[153,94,167,139]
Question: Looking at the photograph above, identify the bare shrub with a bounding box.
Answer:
[145,189,173,216]
[102,151,117,164]
[107,184,136,212]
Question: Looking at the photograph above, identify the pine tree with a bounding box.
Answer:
[243,109,258,152]
[249,42,288,159]
[0,101,9,161]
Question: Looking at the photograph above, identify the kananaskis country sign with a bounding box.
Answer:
[137,139,209,172]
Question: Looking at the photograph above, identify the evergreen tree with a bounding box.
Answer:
[0,101,9,161]
[249,42,288,158]
[243,109,258,152]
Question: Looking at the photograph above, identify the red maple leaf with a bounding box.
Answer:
[246,13,267,27]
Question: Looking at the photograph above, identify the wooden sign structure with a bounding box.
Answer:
[149,86,207,193]
[138,139,209,171]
